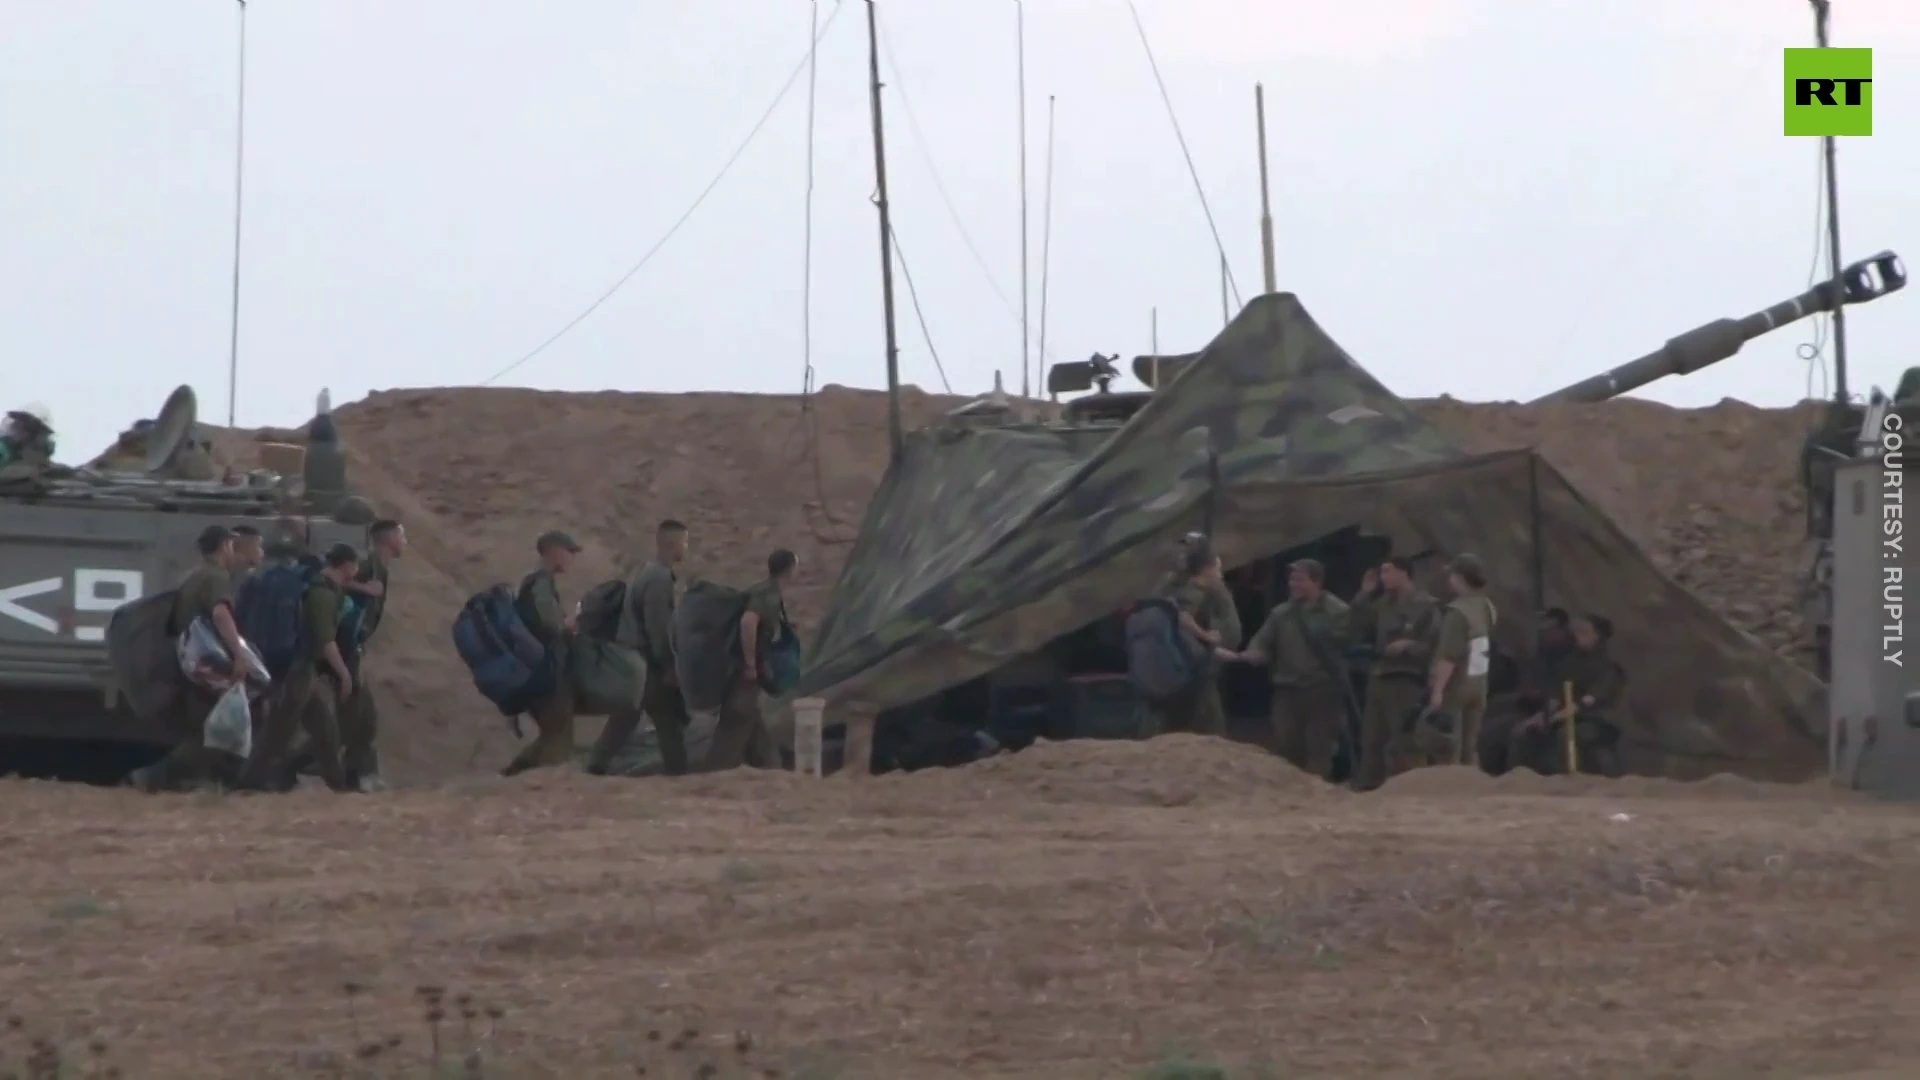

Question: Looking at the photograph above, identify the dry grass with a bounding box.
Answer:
[0,737,1916,1078]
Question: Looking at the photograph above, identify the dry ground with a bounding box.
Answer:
[1,737,1915,1079]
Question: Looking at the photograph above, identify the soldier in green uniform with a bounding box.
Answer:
[0,403,55,476]
[236,543,358,792]
[708,548,795,771]
[1351,556,1439,790]
[1220,559,1351,779]
[1479,608,1572,775]
[338,518,404,789]
[127,525,259,792]
[1428,554,1497,768]
[502,530,582,777]
[1509,613,1626,776]
[587,519,695,775]
[1149,540,1240,736]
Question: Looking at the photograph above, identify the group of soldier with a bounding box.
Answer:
[130,514,802,792]
[127,518,406,793]
[1152,535,1625,788]
[495,520,799,779]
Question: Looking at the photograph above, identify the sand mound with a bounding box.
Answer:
[1381,763,1862,802]
[215,387,1819,782]
[880,733,1336,807]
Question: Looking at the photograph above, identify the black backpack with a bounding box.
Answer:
[1123,598,1208,702]
[233,557,320,679]
[575,578,629,641]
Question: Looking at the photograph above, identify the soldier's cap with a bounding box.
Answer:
[1288,557,1325,580]
[322,542,359,568]
[536,530,583,554]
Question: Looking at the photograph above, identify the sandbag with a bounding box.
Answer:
[567,635,645,716]
[671,580,749,713]
[106,590,185,721]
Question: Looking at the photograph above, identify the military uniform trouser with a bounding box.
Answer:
[1447,680,1489,768]
[1148,678,1225,737]
[502,689,577,777]
[1356,674,1429,791]
[133,687,237,792]
[240,668,349,792]
[586,672,692,776]
[706,681,777,772]
[1270,682,1346,780]
[1514,712,1623,778]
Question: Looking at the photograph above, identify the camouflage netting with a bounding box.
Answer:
[794,292,1825,782]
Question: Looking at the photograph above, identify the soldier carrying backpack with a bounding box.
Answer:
[233,543,360,792]
[586,519,697,776]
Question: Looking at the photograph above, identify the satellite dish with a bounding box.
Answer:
[144,385,199,474]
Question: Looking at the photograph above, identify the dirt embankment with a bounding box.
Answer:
[220,387,1820,783]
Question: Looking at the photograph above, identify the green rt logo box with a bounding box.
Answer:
[1785,47,1872,136]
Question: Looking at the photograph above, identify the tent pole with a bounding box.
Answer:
[1150,307,1159,354]
[865,0,905,462]
[1527,454,1545,611]
[1255,82,1276,295]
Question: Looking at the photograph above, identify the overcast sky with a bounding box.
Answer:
[4,0,1914,461]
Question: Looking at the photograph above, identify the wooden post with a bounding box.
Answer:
[838,701,877,778]
[1560,680,1579,775]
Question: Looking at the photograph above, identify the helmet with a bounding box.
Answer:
[9,402,52,430]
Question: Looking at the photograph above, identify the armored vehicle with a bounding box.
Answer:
[0,386,371,782]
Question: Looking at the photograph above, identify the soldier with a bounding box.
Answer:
[236,543,357,792]
[1150,539,1240,736]
[1427,554,1497,767]
[587,519,694,776]
[501,530,582,777]
[127,524,259,792]
[337,518,404,790]
[0,403,55,472]
[707,548,795,770]
[229,525,264,577]
[1351,556,1439,790]
[1220,559,1351,779]
[1479,608,1572,775]
[1510,613,1626,776]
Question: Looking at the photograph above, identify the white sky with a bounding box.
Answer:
[4,0,1915,461]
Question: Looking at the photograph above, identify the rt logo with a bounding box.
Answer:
[1784,47,1872,136]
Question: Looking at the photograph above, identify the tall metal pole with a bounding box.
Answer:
[1811,0,1849,402]
[1016,1,1032,398]
[226,0,250,428]
[1254,83,1276,295]
[1037,95,1056,373]
[1150,307,1158,354]
[865,1,905,462]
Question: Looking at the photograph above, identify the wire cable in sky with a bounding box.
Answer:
[888,224,954,394]
[481,0,849,387]
[1124,0,1241,310]
[872,13,1042,357]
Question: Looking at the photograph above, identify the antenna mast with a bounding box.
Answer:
[865,0,904,461]
[1810,0,1849,402]
[226,0,250,428]
[1016,1,1032,398]
[1037,95,1057,372]
[1255,82,1276,295]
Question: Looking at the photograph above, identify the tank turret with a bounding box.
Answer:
[1533,250,1905,405]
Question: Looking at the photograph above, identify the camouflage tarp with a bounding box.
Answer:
[795,292,1825,781]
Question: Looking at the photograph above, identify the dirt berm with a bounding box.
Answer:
[219,386,1821,784]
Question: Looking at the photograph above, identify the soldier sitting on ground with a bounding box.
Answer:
[1479,608,1573,775]
[1508,613,1626,777]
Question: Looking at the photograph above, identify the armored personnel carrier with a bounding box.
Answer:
[0,385,371,782]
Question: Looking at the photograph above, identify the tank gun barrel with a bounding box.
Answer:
[1531,250,1905,405]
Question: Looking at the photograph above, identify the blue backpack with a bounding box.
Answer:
[451,585,552,714]
[233,558,319,679]
[1123,598,1209,702]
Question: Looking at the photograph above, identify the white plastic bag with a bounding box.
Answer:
[203,682,253,757]
[176,616,271,694]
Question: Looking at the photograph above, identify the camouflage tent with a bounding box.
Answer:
[795,293,1826,781]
